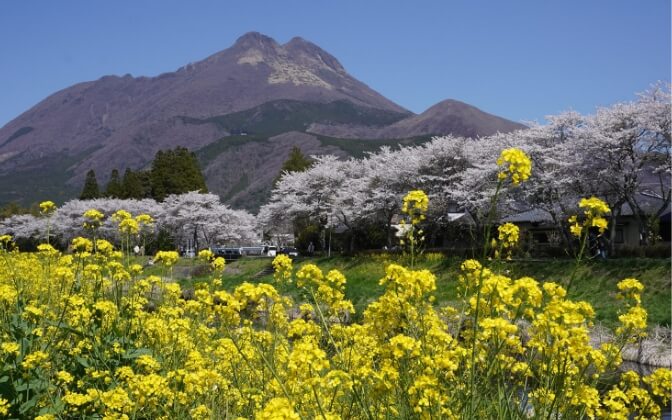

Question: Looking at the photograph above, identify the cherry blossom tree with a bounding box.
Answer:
[0,214,46,244]
[1,193,257,251]
[583,84,671,247]
[161,192,257,250]
[259,155,358,250]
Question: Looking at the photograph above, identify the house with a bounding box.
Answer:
[501,198,671,252]
[611,194,671,246]
[500,209,560,246]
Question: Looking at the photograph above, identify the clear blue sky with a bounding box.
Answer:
[0,0,669,127]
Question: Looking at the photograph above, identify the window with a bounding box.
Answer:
[532,232,549,244]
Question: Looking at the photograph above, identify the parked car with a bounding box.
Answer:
[279,247,299,257]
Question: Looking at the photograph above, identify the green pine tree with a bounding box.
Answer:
[80,169,100,200]
[274,146,312,185]
[150,147,207,201]
[137,171,153,198]
[121,168,147,199]
[105,169,123,198]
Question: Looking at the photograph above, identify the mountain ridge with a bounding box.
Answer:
[0,32,524,210]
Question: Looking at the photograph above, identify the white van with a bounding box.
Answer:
[264,245,277,257]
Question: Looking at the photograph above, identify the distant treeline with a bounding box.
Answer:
[80,146,207,201]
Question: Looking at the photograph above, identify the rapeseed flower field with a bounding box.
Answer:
[0,149,669,419]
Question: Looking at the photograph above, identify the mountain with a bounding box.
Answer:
[0,32,524,210]
[307,99,526,139]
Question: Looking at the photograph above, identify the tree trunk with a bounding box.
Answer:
[608,206,621,257]
[550,211,574,256]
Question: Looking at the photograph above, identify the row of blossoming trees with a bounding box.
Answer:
[259,85,670,252]
[0,85,668,254]
[0,192,257,251]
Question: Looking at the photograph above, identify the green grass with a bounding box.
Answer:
[200,255,671,328]
[509,259,672,327]
[134,256,271,290]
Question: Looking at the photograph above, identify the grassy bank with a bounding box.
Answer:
[159,254,671,328]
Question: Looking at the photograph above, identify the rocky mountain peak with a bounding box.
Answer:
[229,32,345,76]
[233,31,279,49]
[284,36,345,73]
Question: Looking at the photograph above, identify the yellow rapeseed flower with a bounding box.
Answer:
[644,368,672,405]
[154,251,179,267]
[272,254,293,283]
[198,249,214,262]
[135,214,154,226]
[62,391,93,407]
[497,223,519,247]
[0,342,20,356]
[111,209,132,222]
[616,305,647,337]
[96,239,115,255]
[71,237,93,253]
[39,200,56,215]
[570,197,611,237]
[497,148,532,185]
[402,190,429,221]
[83,208,104,229]
[21,350,50,370]
[256,397,300,420]
[211,256,226,272]
[579,197,610,218]
[56,370,74,384]
[617,278,644,304]
[0,398,10,416]
[118,218,139,235]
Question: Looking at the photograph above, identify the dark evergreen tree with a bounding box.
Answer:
[274,146,312,185]
[105,169,123,198]
[121,168,146,199]
[79,169,100,200]
[282,146,312,172]
[150,147,207,201]
[138,171,153,199]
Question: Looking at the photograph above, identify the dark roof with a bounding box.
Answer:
[501,209,554,224]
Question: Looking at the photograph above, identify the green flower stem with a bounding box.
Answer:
[468,180,502,417]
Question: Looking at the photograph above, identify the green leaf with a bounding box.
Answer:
[19,393,40,414]
[123,348,152,359]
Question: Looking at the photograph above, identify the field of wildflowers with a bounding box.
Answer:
[0,149,670,419]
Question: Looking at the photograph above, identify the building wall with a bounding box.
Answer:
[620,219,641,246]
